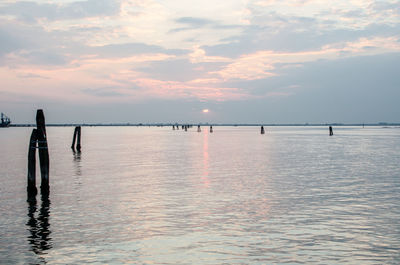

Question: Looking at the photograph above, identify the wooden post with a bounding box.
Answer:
[172,125,175,130]
[261,126,265,134]
[76,126,81,152]
[210,125,213,133]
[36,110,50,195]
[27,129,38,197]
[184,125,187,132]
[71,127,78,149]
[197,125,201,132]
[329,126,333,136]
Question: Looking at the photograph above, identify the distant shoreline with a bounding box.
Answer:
[9,123,400,127]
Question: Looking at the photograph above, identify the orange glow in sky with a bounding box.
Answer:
[202,109,209,113]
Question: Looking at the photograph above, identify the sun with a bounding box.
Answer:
[202,109,209,113]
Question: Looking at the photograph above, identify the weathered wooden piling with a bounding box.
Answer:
[329,126,333,136]
[71,127,78,149]
[172,125,175,130]
[184,125,187,132]
[71,126,81,152]
[261,126,265,134]
[210,125,213,133]
[36,110,50,195]
[197,125,201,132]
[76,126,81,152]
[27,129,38,197]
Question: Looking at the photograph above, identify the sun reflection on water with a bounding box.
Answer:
[201,129,210,188]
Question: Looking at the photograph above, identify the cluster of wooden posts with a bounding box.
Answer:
[172,124,264,134]
[27,110,50,198]
[172,124,333,135]
[27,110,82,199]
[26,109,334,198]
[172,125,193,132]
[172,125,215,133]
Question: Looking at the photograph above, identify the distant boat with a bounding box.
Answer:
[1,113,11,127]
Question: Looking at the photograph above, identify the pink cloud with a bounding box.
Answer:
[212,36,400,81]
[126,78,247,101]
[2,36,398,104]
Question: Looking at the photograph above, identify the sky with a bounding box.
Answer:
[0,0,399,124]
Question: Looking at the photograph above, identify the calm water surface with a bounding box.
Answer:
[0,126,399,264]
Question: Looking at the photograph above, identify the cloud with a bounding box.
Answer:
[245,0,400,35]
[22,50,67,65]
[87,43,187,58]
[0,18,80,66]
[0,28,23,56]
[136,59,210,82]
[0,0,121,22]
[0,15,188,67]
[212,36,400,81]
[17,72,50,79]
[81,87,126,97]
[207,52,400,123]
[188,46,231,63]
[1,1,244,49]
[170,16,243,35]
[128,78,247,101]
[176,17,214,27]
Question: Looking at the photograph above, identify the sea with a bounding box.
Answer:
[0,126,399,264]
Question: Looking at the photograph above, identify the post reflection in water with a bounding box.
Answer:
[26,196,52,256]
[201,130,210,187]
[73,150,82,176]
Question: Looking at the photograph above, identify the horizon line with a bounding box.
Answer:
[9,122,400,127]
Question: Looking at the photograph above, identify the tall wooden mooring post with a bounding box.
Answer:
[27,110,50,198]
[71,126,81,152]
